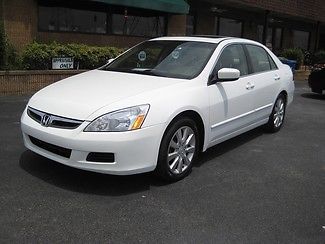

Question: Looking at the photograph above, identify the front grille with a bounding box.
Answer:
[27,107,83,129]
[28,108,42,123]
[29,136,72,158]
[86,152,115,163]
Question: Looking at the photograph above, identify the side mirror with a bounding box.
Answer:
[209,68,240,85]
[107,58,115,64]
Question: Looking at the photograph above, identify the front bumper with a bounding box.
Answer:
[21,108,165,175]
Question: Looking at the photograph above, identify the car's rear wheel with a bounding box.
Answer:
[265,94,286,133]
[156,117,199,182]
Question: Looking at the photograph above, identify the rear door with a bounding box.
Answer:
[244,44,280,122]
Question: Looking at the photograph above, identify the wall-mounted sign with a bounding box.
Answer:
[52,57,74,70]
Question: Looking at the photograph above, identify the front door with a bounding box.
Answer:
[209,44,255,144]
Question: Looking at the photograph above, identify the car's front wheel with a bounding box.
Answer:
[265,94,286,133]
[156,117,199,182]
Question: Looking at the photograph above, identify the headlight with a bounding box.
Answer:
[84,105,150,132]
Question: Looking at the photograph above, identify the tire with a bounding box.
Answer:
[155,117,199,182]
[265,94,286,133]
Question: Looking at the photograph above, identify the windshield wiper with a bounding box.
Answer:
[129,68,167,77]
[101,67,167,77]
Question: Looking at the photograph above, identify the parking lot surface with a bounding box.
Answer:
[0,82,324,243]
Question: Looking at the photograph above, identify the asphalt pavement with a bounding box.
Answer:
[0,82,324,243]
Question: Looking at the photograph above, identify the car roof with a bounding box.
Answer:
[151,36,228,43]
[151,36,261,45]
[149,35,266,48]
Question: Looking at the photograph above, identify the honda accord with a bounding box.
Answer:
[21,36,295,181]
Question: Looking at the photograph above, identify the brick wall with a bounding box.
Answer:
[2,0,324,52]
[0,0,3,23]
[213,0,325,23]
[167,15,187,36]
[3,0,37,51]
[0,70,86,95]
[2,0,147,51]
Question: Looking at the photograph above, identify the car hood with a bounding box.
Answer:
[28,70,182,120]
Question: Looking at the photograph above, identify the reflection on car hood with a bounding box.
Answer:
[28,70,182,120]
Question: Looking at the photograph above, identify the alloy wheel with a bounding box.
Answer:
[273,98,285,128]
[167,126,196,174]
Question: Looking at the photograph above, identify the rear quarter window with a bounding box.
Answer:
[268,55,278,70]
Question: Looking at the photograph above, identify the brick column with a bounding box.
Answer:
[309,22,319,52]
[3,0,38,51]
[167,15,187,36]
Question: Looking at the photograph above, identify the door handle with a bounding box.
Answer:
[274,75,281,81]
[246,82,255,90]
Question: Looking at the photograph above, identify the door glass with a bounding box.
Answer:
[246,45,271,73]
[215,45,248,76]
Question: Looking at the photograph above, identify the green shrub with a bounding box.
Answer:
[314,50,325,63]
[21,42,124,70]
[5,42,21,70]
[281,48,304,69]
[0,21,21,70]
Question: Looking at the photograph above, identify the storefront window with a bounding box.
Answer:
[266,27,273,47]
[218,18,242,37]
[112,14,165,37]
[39,6,107,34]
[259,26,282,50]
[186,15,195,35]
[319,32,325,50]
[274,28,282,50]
[293,30,310,50]
[39,5,166,37]
[257,25,263,43]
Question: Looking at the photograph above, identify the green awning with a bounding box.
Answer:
[92,0,189,14]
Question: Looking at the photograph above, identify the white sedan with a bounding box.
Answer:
[21,36,294,181]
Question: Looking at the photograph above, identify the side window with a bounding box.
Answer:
[268,55,278,70]
[246,45,271,73]
[215,44,248,76]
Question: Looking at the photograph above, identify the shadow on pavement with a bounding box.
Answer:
[19,127,265,195]
[196,126,264,167]
[301,93,325,100]
[19,150,167,196]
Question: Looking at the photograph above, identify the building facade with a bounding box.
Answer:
[0,0,324,53]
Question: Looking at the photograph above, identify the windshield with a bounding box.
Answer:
[100,40,217,79]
